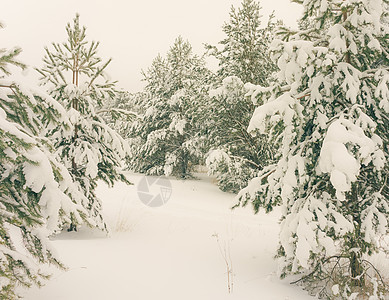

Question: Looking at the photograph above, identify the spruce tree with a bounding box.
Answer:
[128,37,211,178]
[238,0,389,298]
[0,24,89,298]
[37,14,130,231]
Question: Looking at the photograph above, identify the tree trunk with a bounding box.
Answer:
[67,222,77,232]
[342,7,351,64]
[341,7,364,287]
[350,251,364,287]
[71,60,79,176]
[349,183,364,287]
[69,61,79,232]
[181,150,189,179]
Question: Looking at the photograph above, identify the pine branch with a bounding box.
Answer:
[0,84,18,97]
[95,108,140,118]
[0,47,26,76]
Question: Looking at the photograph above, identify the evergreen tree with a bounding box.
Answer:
[204,0,278,193]
[128,37,211,178]
[205,0,279,85]
[206,76,272,193]
[0,24,89,298]
[37,14,130,231]
[238,0,389,298]
[101,90,141,139]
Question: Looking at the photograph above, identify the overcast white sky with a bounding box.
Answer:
[2,0,302,92]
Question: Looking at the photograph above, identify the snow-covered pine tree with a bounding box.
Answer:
[205,0,279,85]
[101,90,141,139]
[238,0,389,298]
[128,37,211,178]
[37,14,130,231]
[0,24,90,298]
[206,76,272,193]
[204,0,278,193]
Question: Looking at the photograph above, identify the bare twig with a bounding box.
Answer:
[213,233,234,293]
[362,259,387,289]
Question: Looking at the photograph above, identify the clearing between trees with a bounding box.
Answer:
[20,172,335,300]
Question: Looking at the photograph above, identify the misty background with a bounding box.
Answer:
[2,0,302,92]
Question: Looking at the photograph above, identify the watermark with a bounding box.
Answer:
[137,176,172,207]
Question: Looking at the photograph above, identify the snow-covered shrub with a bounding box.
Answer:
[206,149,257,193]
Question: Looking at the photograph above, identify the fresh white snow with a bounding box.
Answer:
[22,172,316,300]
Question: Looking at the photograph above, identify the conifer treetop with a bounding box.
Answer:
[206,0,279,85]
[37,13,114,94]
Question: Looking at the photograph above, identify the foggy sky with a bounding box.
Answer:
[2,0,302,92]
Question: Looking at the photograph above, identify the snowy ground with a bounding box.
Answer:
[22,173,317,300]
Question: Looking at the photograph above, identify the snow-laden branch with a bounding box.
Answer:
[95,107,141,119]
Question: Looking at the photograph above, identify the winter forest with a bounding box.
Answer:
[1,0,389,299]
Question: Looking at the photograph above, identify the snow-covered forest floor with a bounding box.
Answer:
[20,172,321,300]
